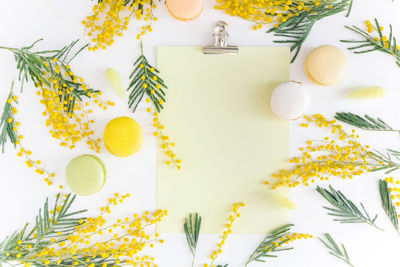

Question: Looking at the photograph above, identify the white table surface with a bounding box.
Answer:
[1,0,400,266]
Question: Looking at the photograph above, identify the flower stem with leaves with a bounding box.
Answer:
[319,233,354,267]
[0,193,167,267]
[244,224,313,266]
[184,213,202,267]
[0,82,56,186]
[316,185,381,230]
[215,0,352,62]
[0,39,114,153]
[379,178,400,234]
[342,18,400,68]
[127,42,181,169]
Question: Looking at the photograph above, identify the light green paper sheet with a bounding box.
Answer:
[156,47,290,234]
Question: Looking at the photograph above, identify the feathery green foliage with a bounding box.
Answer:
[319,233,354,267]
[342,18,400,68]
[127,42,167,113]
[269,0,351,63]
[184,213,202,267]
[0,194,88,265]
[0,83,18,153]
[0,39,96,114]
[379,179,399,233]
[335,112,396,132]
[244,224,295,266]
[316,185,380,229]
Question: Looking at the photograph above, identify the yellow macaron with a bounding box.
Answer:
[103,117,143,157]
[305,45,348,86]
[166,0,204,21]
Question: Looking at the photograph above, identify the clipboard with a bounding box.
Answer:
[156,22,291,234]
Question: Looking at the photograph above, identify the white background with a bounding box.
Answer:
[1,0,400,266]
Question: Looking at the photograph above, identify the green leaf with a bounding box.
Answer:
[316,185,381,230]
[319,233,354,267]
[184,213,202,267]
[379,179,399,233]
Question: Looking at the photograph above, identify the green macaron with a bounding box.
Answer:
[66,155,107,196]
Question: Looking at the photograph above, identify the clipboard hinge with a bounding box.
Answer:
[203,21,238,55]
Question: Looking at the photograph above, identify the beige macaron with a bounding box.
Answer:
[166,0,204,21]
[305,45,348,86]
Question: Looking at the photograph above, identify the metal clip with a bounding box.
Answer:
[203,21,238,55]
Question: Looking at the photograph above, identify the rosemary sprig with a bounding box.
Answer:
[269,0,351,63]
[244,224,295,266]
[341,18,400,68]
[335,112,397,132]
[127,42,167,113]
[379,179,399,233]
[0,82,18,152]
[184,213,202,267]
[319,233,354,267]
[316,185,380,229]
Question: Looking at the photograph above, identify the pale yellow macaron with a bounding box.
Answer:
[305,45,348,86]
[103,117,143,157]
[166,0,204,21]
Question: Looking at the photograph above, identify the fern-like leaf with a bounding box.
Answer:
[127,42,167,113]
[319,233,354,267]
[316,185,380,230]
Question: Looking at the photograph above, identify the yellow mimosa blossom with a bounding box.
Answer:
[83,0,157,50]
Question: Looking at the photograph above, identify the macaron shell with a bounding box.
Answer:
[88,155,107,188]
[66,155,106,196]
[270,82,309,121]
[305,45,347,86]
[103,117,143,157]
[166,0,204,21]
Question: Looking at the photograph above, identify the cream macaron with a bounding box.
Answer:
[305,45,348,86]
[270,81,309,121]
[166,0,204,21]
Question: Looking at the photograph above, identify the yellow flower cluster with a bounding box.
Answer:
[365,20,400,50]
[205,202,245,267]
[83,0,157,50]
[7,96,56,186]
[214,0,321,30]
[152,112,182,170]
[263,232,313,253]
[37,58,114,153]
[10,194,167,267]
[385,177,400,217]
[269,114,381,189]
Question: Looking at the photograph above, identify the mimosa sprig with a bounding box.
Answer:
[215,0,352,62]
[184,213,202,267]
[0,193,167,267]
[128,42,181,169]
[84,0,158,50]
[0,83,18,152]
[205,203,245,267]
[335,112,398,132]
[268,0,351,62]
[268,114,400,189]
[316,185,380,230]
[342,19,400,68]
[319,233,354,267]
[0,83,56,186]
[379,179,400,233]
[0,39,114,152]
[127,42,166,113]
[244,224,313,266]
